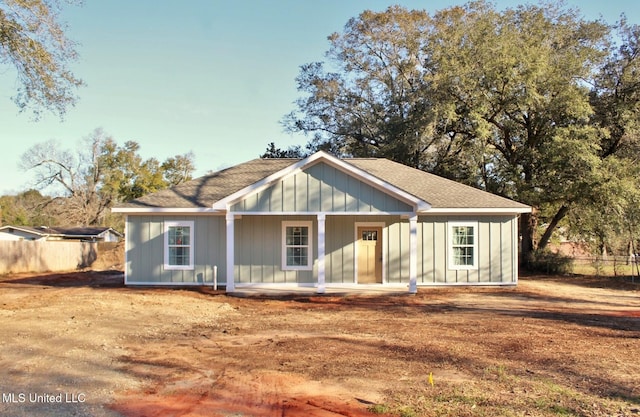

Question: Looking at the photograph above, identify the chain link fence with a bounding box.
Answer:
[527,251,640,283]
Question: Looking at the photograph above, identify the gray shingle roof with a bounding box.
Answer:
[115,155,529,211]
[347,158,528,210]
[117,158,294,209]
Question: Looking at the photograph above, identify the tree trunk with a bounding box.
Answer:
[519,211,538,266]
[537,204,570,252]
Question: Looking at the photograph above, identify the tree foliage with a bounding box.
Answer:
[260,142,307,158]
[0,189,56,226]
[0,0,83,118]
[19,129,195,226]
[568,19,640,255]
[285,1,640,260]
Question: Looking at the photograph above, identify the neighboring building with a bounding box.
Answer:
[0,226,49,241]
[112,151,531,293]
[0,225,122,242]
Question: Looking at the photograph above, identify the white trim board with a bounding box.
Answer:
[231,211,415,216]
[423,207,531,215]
[112,207,223,214]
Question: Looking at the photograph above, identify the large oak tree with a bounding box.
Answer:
[285,1,640,261]
[0,0,83,118]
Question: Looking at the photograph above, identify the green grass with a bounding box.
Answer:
[570,260,640,277]
[368,403,391,414]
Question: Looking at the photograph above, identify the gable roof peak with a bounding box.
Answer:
[211,150,430,211]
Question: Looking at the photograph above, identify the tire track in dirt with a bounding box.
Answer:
[110,368,387,416]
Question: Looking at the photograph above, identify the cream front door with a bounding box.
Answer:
[357,226,382,284]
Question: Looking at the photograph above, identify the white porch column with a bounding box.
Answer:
[225,211,235,293]
[317,213,326,294]
[409,214,418,294]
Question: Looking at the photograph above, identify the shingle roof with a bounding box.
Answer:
[346,158,528,210]
[115,154,529,211]
[50,227,122,237]
[117,159,295,209]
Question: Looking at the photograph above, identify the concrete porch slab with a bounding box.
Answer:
[229,283,412,297]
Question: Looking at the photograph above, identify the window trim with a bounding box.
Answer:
[281,221,313,271]
[448,221,478,270]
[164,220,195,270]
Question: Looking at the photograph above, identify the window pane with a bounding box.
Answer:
[287,227,308,246]
[286,247,308,266]
[453,247,474,266]
[362,230,378,241]
[169,247,190,266]
[168,226,190,246]
[453,226,473,245]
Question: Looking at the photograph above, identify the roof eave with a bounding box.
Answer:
[419,207,532,215]
[0,225,48,236]
[111,207,223,214]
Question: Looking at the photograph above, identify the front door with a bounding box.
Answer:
[357,226,382,284]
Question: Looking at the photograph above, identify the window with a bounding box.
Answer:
[164,221,194,270]
[282,221,313,270]
[362,230,378,241]
[448,221,478,270]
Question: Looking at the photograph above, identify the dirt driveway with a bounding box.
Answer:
[0,271,638,417]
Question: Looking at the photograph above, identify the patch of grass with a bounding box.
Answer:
[397,406,418,417]
[483,364,510,382]
[368,403,391,414]
[549,404,574,415]
[371,399,420,417]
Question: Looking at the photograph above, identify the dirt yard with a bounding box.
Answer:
[0,271,638,417]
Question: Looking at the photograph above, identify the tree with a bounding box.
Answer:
[285,2,617,262]
[283,6,437,168]
[566,19,640,255]
[162,152,196,186]
[0,0,83,118]
[260,142,306,158]
[98,138,167,205]
[20,129,196,226]
[19,130,111,225]
[0,189,56,226]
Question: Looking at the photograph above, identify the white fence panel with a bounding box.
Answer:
[0,240,98,274]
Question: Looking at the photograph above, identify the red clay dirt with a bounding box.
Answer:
[0,270,639,417]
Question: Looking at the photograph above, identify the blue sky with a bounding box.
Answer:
[0,0,638,195]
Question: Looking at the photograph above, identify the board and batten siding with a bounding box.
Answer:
[125,213,518,286]
[231,162,414,213]
[417,215,517,284]
[126,215,226,284]
[326,215,394,283]
[232,214,517,285]
[234,215,316,284]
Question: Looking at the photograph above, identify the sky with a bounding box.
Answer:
[1,0,638,196]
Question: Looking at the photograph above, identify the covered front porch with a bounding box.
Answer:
[224,212,420,294]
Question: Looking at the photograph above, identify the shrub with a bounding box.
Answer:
[526,250,574,275]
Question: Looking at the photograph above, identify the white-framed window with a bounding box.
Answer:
[448,221,478,270]
[282,221,313,271]
[164,221,194,270]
